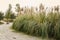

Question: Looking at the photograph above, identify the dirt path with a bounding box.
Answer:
[0,23,47,40]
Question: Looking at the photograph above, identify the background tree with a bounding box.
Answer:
[0,12,4,22]
[15,4,21,16]
[10,13,16,19]
[5,4,12,23]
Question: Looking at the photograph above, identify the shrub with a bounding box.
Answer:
[47,12,60,39]
[12,13,47,37]
[12,12,60,40]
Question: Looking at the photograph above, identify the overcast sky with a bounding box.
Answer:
[0,0,60,12]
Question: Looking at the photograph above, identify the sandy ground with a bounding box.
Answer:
[0,23,48,40]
